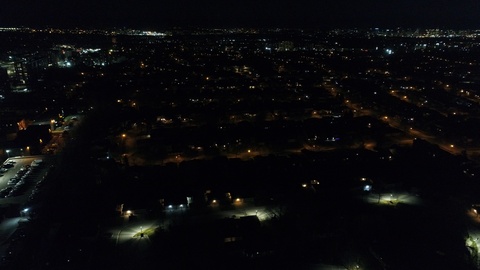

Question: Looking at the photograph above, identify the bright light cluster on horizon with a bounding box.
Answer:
[0,27,169,37]
[139,31,166,36]
[0,27,27,31]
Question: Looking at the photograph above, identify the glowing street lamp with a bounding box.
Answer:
[5,149,10,158]
[21,208,29,217]
[121,134,127,153]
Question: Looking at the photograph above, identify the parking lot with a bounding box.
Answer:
[0,156,52,265]
[0,156,47,203]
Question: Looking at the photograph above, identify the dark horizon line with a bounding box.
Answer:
[2,24,480,31]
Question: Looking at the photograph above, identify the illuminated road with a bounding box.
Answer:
[362,191,423,206]
[206,203,274,221]
[0,217,29,264]
[102,200,277,269]
[325,81,473,160]
[106,215,159,269]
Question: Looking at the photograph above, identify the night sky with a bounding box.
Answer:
[1,0,479,29]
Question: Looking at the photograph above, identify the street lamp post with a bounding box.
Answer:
[121,133,127,153]
[5,149,10,158]
[50,119,56,132]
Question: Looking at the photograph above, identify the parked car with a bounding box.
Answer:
[7,178,19,186]
[0,187,13,198]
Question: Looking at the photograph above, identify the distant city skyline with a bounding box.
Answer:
[1,0,479,29]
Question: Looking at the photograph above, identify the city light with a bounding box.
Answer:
[2,25,479,269]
